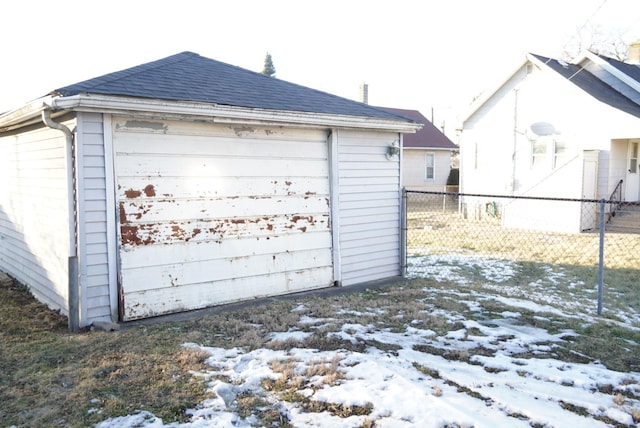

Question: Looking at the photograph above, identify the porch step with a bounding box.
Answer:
[606,203,640,234]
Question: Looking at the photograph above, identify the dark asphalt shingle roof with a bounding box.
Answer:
[377,107,457,149]
[597,53,640,82]
[55,51,415,122]
[531,53,640,119]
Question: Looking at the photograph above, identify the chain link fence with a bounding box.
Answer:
[402,190,640,322]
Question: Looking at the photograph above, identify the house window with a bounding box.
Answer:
[630,142,638,174]
[531,139,547,168]
[553,139,567,168]
[425,153,435,181]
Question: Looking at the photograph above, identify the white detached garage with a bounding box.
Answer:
[0,52,420,329]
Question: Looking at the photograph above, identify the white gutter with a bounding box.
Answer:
[51,94,421,133]
[1,93,421,134]
[41,109,80,333]
[0,97,51,132]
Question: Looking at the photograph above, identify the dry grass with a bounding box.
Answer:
[0,275,372,427]
[267,356,345,392]
[406,209,639,269]
[0,280,213,427]
[259,355,365,424]
[406,208,640,329]
[2,263,640,426]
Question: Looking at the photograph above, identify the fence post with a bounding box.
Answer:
[401,188,407,277]
[442,186,446,212]
[597,199,605,316]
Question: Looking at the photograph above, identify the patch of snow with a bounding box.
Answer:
[269,330,313,343]
[93,255,640,427]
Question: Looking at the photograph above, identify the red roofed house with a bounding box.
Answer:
[380,107,458,191]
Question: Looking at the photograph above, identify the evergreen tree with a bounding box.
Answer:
[262,53,276,77]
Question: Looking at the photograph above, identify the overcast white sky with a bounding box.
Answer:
[2,0,639,133]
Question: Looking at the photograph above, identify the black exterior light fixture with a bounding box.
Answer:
[386,141,400,159]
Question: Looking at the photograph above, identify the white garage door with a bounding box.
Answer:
[113,117,333,320]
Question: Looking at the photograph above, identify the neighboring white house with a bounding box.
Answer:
[378,107,458,191]
[459,47,640,233]
[0,52,420,328]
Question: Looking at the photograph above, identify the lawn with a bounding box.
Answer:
[405,208,640,324]
[1,259,640,427]
[405,208,640,269]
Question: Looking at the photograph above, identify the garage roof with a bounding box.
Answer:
[54,51,413,122]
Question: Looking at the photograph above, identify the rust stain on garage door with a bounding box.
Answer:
[143,184,156,197]
[125,189,142,198]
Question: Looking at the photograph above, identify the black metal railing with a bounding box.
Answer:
[608,179,624,218]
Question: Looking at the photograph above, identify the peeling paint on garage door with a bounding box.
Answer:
[113,117,333,320]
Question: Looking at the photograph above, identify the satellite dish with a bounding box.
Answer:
[530,122,558,137]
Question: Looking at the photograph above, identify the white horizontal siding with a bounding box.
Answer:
[403,149,453,190]
[337,129,401,286]
[0,123,71,313]
[113,118,333,320]
[123,266,334,319]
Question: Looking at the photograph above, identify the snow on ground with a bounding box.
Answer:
[95,255,640,427]
[407,253,640,326]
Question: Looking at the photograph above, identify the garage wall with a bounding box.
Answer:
[112,117,334,320]
[0,122,71,312]
[337,129,402,285]
[76,113,114,324]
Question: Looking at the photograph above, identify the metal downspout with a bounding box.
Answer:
[42,109,79,332]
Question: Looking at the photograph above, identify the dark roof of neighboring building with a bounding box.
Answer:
[531,53,640,119]
[55,51,414,122]
[377,107,457,149]
[597,53,640,82]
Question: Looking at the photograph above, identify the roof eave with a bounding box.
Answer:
[460,54,534,128]
[51,94,421,132]
[403,146,458,151]
[0,96,52,132]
